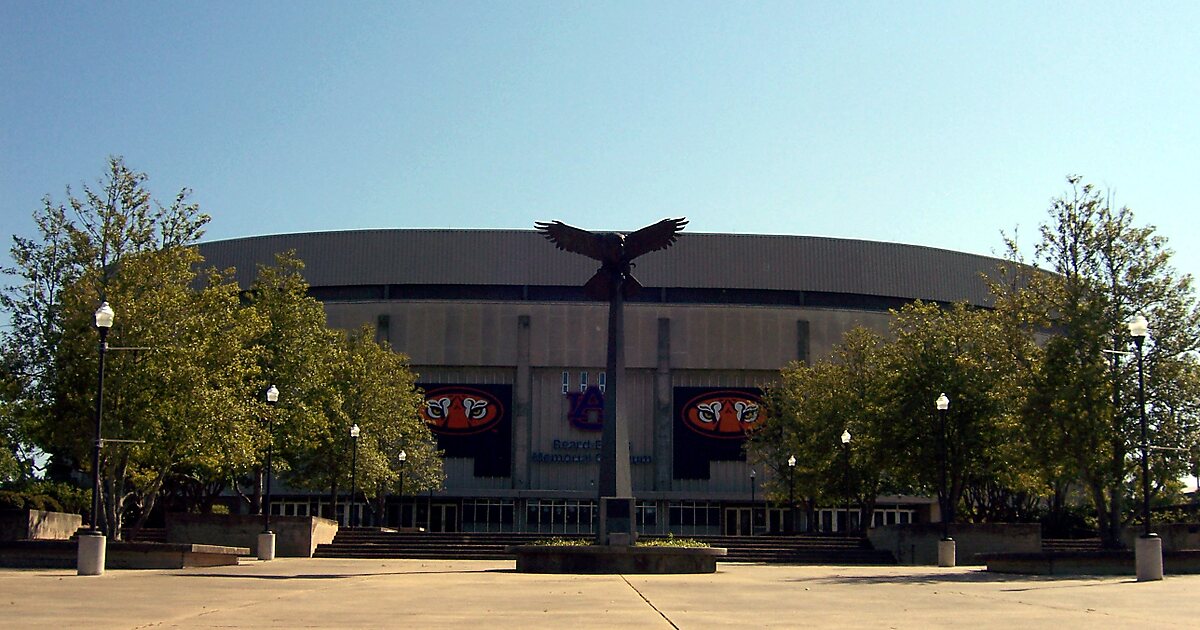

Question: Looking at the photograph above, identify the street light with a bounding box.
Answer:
[1129,314,1163,581]
[78,302,113,576]
[935,392,955,567]
[259,385,279,561]
[750,469,757,536]
[787,455,796,534]
[397,450,407,529]
[349,424,361,528]
[841,429,852,536]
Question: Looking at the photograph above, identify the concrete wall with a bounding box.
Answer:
[166,514,337,557]
[0,509,82,541]
[1122,523,1200,552]
[868,523,1042,565]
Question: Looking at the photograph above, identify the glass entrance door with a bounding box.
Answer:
[724,507,752,536]
[429,503,458,533]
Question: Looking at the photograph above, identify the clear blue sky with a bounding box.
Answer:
[3,1,1198,282]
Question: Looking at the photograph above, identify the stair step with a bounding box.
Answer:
[315,531,896,564]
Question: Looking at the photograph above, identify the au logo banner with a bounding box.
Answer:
[566,386,605,432]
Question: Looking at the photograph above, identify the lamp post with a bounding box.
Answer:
[935,393,955,567]
[258,385,279,561]
[787,455,796,534]
[1129,314,1163,581]
[78,302,113,576]
[750,469,757,536]
[397,450,407,529]
[841,429,852,536]
[349,424,360,528]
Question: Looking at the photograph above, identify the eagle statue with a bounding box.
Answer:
[534,217,688,300]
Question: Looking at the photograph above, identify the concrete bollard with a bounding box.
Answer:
[937,538,956,567]
[257,532,277,561]
[1136,535,1163,581]
[77,531,106,576]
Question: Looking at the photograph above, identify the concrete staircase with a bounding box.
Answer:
[1041,537,1103,553]
[315,529,896,564]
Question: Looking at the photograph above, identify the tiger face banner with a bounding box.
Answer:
[673,387,765,480]
[420,384,512,478]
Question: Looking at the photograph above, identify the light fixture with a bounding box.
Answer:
[1128,314,1149,339]
[94,302,114,329]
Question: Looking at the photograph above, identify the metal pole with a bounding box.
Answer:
[90,326,108,533]
[262,424,272,532]
[750,473,756,535]
[398,461,405,528]
[263,406,274,534]
[939,406,949,540]
[788,467,795,535]
[1135,336,1151,537]
[350,435,359,528]
[844,441,852,536]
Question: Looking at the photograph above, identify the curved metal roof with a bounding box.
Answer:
[197,229,1003,305]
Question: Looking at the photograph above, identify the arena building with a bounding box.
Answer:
[198,228,1003,536]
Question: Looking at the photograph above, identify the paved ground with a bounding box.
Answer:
[2,558,1197,629]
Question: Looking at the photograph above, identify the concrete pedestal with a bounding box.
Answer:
[937,538,956,567]
[77,532,106,576]
[257,532,276,561]
[1136,534,1163,581]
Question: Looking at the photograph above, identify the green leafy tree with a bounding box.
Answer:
[334,326,440,526]
[879,302,1029,526]
[757,328,895,531]
[996,176,1200,546]
[2,157,264,537]
[234,252,341,516]
[245,255,441,522]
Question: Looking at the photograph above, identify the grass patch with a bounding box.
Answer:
[636,534,709,548]
[531,537,591,546]
[530,534,709,548]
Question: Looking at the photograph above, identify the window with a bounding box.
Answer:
[561,371,569,394]
[598,372,606,393]
[580,371,588,392]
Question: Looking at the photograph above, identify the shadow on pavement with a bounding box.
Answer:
[175,567,514,580]
[789,570,1132,589]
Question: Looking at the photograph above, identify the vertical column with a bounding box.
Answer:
[376,314,391,345]
[653,317,673,491]
[796,319,811,365]
[513,315,532,489]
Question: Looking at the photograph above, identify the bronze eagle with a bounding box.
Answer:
[534,217,688,299]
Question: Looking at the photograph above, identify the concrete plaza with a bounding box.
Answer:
[2,558,1196,628]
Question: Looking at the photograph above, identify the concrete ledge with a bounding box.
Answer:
[981,549,1200,575]
[167,514,337,557]
[0,539,249,569]
[508,544,727,574]
[0,509,82,541]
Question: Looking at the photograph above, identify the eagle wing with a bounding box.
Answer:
[534,220,607,261]
[623,217,688,260]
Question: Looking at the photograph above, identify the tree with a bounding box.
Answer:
[333,326,439,526]
[2,157,264,537]
[879,301,1030,526]
[996,176,1200,546]
[244,254,441,522]
[757,328,896,531]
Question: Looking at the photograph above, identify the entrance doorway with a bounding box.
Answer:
[428,503,458,533]
[767,507,788,534]
[724,507,752,536]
